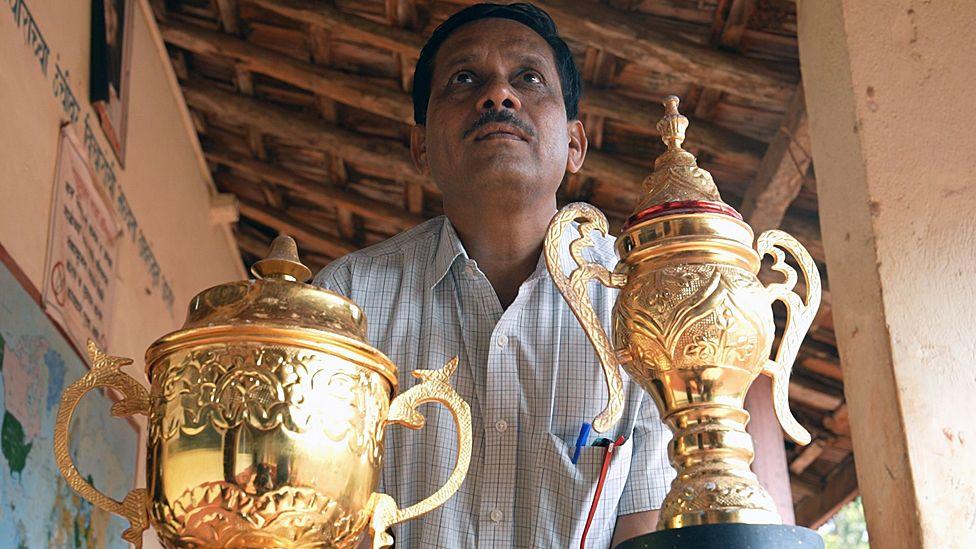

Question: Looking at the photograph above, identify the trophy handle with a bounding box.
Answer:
[368,357,472,549]
[544,203,627,434]
[755,230,822,445]
[53,340,150,548]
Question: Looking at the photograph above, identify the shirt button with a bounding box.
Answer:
[496,334,509,347]
[494,419,508,433]
[490,509,503,523]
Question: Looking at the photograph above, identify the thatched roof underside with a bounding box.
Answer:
[151,0,853,527]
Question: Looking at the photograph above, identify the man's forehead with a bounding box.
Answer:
[434,18,556,70]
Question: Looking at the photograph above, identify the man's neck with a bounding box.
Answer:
[444,197,557,309]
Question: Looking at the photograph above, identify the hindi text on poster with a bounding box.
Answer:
[42,128,120,353]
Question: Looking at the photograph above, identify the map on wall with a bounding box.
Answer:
[0,261,137,548]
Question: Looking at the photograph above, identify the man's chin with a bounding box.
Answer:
[461,150,537,176]
[465,165,537,188]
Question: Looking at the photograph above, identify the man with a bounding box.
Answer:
[315,4,673,547]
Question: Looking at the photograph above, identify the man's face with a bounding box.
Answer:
[411,18,586,205]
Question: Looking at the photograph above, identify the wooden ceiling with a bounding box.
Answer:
[149,0,853,527]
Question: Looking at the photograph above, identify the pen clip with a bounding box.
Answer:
[571,422,592,465]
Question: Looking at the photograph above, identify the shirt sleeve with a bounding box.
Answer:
[617,391,676,516]
[311,256,353,296]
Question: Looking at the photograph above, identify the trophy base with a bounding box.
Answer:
[615,523,824,549]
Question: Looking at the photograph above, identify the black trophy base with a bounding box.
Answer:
[616,523,824,549]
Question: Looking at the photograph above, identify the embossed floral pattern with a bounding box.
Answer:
[151,482,368,548]
[150,345,388,465]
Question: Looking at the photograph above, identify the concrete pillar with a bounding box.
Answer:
[797,1,976,547]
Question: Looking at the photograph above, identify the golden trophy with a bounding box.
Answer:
[546,97,823,546]
[53,236,472,548]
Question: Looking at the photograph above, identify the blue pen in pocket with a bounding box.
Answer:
[571,422,591,464]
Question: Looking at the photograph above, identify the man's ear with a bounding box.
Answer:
[410,124,430,175]
[566,119,588,174]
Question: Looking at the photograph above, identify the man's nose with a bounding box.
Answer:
[477,77,522,112]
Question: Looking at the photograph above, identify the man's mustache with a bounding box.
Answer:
[462,110,536,140]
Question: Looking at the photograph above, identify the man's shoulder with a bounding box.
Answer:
[588,224,619,264]
[312,216,444,291]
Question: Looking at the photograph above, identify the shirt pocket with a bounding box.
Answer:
[531,433,634,547]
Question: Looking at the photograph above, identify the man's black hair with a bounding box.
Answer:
[411,2,582,124]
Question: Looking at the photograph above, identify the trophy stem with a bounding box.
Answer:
[658,403,781,530]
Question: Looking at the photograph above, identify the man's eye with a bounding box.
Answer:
[452,71,474,84]
[522,71,543,84]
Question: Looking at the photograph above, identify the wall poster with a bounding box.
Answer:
[0,255,137,548]
[42,126,121,354]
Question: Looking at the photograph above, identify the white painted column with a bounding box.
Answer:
[797,1,976,547]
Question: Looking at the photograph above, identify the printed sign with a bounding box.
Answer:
[42,127,121,352]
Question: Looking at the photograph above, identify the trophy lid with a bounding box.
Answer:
[623,96,742,229]
[616,97,760,272]
[145,235,397,386]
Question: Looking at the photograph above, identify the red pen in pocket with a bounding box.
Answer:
[580,435,626,549]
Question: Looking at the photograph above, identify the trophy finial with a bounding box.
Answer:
[623,95,726,221]
[657,95,689,152]
[251,235,313,282]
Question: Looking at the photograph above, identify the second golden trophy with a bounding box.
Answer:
[545,96,821,533]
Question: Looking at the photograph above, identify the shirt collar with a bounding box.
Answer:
[426,216,468,290]
[424,215,619,290]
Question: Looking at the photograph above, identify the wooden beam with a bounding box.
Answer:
[308,25,334,66]
[182,72,646,196]
[213,0,241,35]
[823,403,850,437]
[800,356,844,382]
[452,0,795,102]
[224,1,765,159]
[336,209,360,243]
[236,227,271,259]
[718,0,757,50]
[790,474,821,499]
[581,88,764,164]
[795,456,859,529]
[581,149,647,194]
[789,376,844,411]
[181,81,429,187]
[405,179,424,215]
[237,198,357,258]
[740,87,811,234]
[789,440,825,475]
[250,0,426,58]
[206,147,425,231]
[161,21,415,124]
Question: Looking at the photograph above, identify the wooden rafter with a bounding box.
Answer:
[180,74,650,196]
[740,86,811,235]
[795,457,859,528]
[236,197,357,259]
[181,80,428,185]
[452,0,796,102]
[206,147,425,231]
[233,0,764,158]
[251,0,425,58]
[714,0,757,50]
[212,0,240,35]
[161,22,415,124]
